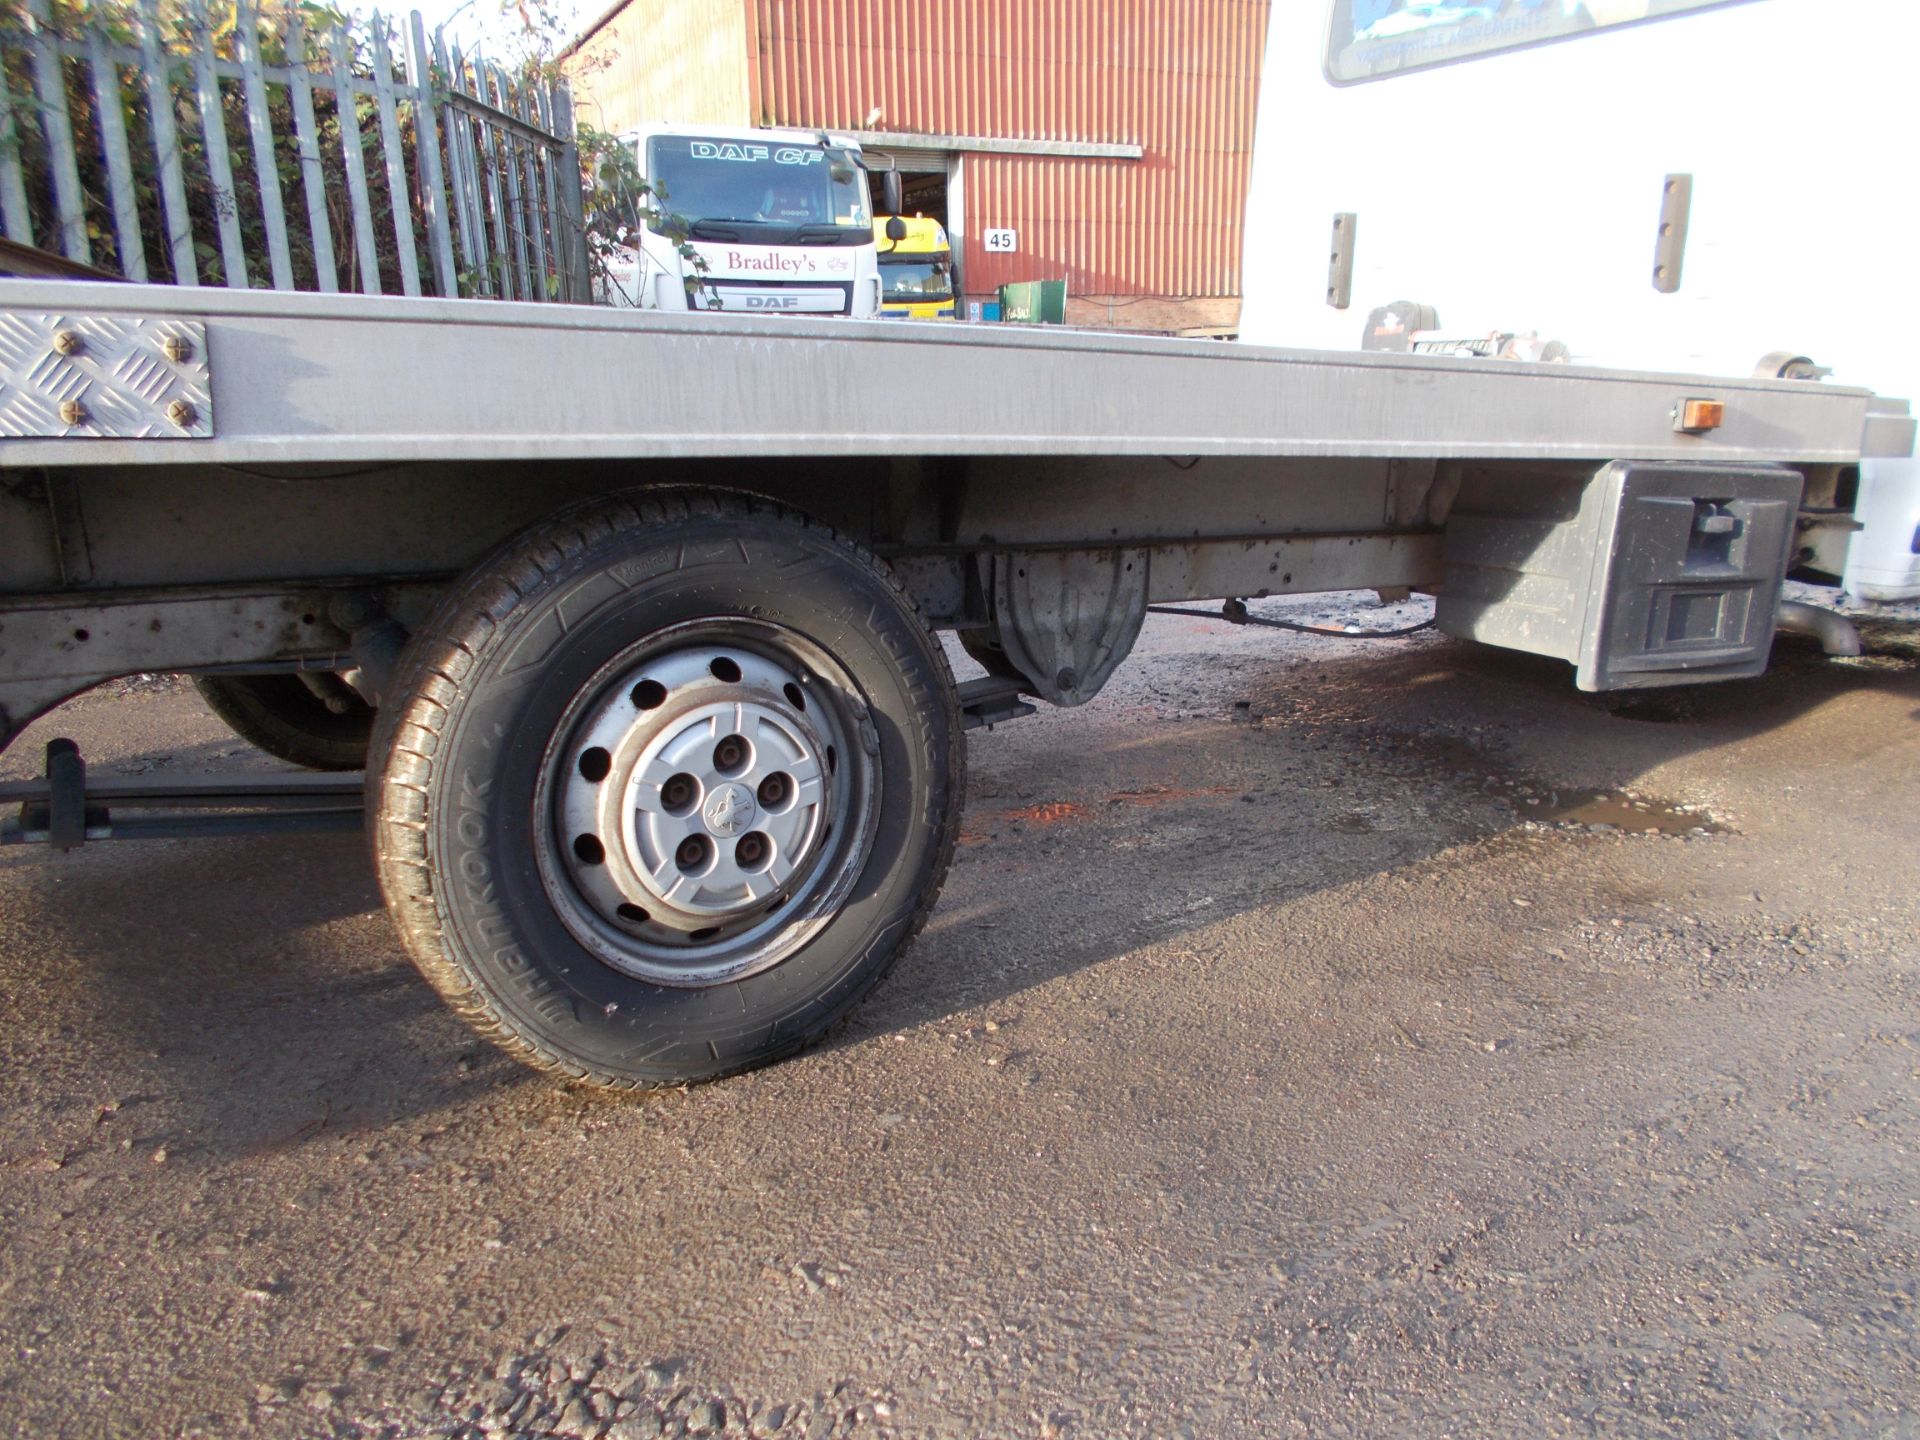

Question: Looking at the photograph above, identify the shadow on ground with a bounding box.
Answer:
[2,627,1915,1159]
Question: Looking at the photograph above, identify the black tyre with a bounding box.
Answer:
[194,673,375,772]
[369,488,963,1090]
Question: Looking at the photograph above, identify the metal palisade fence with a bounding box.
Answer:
[0,0,590,302]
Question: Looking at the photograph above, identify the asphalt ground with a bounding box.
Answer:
[1,594,1916,1439]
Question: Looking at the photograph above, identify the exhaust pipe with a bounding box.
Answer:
[1776,600,1863,657]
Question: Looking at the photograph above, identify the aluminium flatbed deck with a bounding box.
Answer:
[0,280,1909,468]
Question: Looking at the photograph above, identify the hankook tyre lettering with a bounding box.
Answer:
[368,488,963,1090]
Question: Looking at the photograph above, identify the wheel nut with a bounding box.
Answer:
[757,773,788,807]
[661,774,696,811]
[736,833,768,867]
[675,835,708,871]
[714,735,747,773]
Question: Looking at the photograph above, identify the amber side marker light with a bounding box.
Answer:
[1673,397,1725,434]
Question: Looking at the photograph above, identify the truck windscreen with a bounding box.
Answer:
[880,260,953,303]
[645,137,874,244]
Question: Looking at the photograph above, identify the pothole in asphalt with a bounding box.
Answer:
[1513,787,1726,836]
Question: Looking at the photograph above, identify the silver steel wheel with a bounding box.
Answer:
[533,620,879,987]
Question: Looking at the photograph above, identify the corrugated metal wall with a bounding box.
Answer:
[749,0,1270,299]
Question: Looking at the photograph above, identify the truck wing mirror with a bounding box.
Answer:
[885,216,908,243]
[882,169,904,217]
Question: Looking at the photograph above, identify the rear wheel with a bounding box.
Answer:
[193,673,374,771]
[369,489,962,1089]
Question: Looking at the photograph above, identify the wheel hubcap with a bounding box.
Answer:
[536,624,876,987]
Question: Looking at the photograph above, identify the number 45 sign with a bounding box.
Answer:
[982,228,1018,253]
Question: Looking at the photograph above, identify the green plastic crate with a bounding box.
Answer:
[998,279,1067,325]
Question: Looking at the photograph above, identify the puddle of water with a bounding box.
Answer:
[1391,728,1729,837]
[1515,788,1725,836]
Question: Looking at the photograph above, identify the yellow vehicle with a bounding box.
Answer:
[876,215,956,320]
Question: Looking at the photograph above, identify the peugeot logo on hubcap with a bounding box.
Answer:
[704,783,755,836]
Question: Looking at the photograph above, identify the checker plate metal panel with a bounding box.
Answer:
[0,313,210,438]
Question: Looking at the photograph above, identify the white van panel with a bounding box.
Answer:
[1240,0,1919,595]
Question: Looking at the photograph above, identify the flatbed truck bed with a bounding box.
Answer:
[1,279,1912,1088]
[0,281,1905,467]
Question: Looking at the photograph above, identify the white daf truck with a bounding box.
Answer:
[598,123,893,318]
